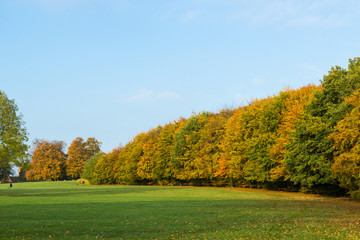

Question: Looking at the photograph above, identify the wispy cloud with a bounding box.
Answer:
[228,0,352,27]
[286,15,345,27]
[123,89,183,103]
[181,11,199,23]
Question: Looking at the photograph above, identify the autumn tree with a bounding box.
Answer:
[220,96,280,187]
[114,134,144,185]
[66,137,101,179]
[93,148,119,184]
[84,137,102,157]
[269,85,318,183]
[285,58,360,193]
[136,127,162,182]
[26,140,66,181]
[219,88,316,188]
[171,112,211,184]
[330,88,360,192]
[219,106,247,186]
[194,112,229,185]
[151,118,186,185]
[0,90,29,181]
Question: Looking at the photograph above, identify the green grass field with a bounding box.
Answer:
[1,182,360,239]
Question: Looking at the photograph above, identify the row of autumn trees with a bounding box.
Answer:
[78,58,360,195]
[25,137,101,181]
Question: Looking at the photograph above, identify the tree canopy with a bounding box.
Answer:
[0,91,28,181]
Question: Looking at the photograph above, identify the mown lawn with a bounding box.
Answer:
[1,181,360,239]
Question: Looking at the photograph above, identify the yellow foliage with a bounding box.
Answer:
[26,141,66,181]
[76,178,90,185]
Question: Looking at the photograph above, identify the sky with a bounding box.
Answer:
[1,0,360,153]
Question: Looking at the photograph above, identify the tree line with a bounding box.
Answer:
[78,58,360,196]
[2,58,360,197]
[25,137,101,181]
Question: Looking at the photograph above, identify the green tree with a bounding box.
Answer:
[285,58,360,193]
[171,112,210,184]
[81,152,104,184]
[197,112,230,185]
[269,85,318,182]
[151,118,186,185]
[84,137,102,157]
[93,149,118,184]
[0,90,29,181]
[330,88,360,191]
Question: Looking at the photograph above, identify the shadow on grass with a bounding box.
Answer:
[0,185,172,198]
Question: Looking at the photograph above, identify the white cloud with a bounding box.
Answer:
[123,89,182,103]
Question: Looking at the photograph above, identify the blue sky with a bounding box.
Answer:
[1,0,360,153]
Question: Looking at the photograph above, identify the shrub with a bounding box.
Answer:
[76,178,90,185]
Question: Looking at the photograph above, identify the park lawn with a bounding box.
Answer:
[1,182,360,239]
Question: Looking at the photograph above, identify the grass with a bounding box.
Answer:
[1,182,360,239]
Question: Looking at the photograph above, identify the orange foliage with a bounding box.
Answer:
[269,85,320,181]
[66,137,90,179]
[26,141,66,181]
[137,127,162,180]
[66,137,101,179]
[330,88,360,190]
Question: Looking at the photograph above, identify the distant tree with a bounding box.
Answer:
[151,118,186,185]
[114,134,144,185]
[171,112,211,184]
[196,113,228,185]
[218,107,246,186]
[137,127,162,182]
[81,152,104,184]
[93,148,120,184]
[26,140,66,181]
[84,137,102,157]
[0,90,29,181]
[66,137,88,179]
[18,160,31,182]
[66,137,101,179]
